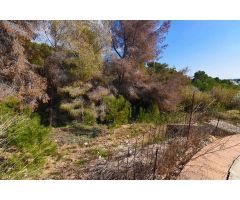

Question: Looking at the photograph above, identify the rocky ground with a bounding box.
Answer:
[39,123,211,179]
[40,123,162,179]
[37,111,240,180]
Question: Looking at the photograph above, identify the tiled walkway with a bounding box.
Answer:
[178,134,240,180]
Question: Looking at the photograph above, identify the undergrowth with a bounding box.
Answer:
[0,97,57,179]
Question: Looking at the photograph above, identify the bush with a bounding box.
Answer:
[181,86,214,112]
[87,147,109,158]
[103,95,131,127]
[137,104,160,123]
[137,104,185,124]
[24,41,53,66]
[82,109,96,125]
[0,97,56,179]
[211,86,239,109]
[60,100,97,125]
[192,71,238,92]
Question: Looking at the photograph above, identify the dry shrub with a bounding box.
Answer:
[211,86,239,108]
[0,21,48,108]
[156,132,208,179]
[182,86,213,111]
[89,125,210,180]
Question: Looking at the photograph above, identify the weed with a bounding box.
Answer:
[87,147,109,158]
[76,158,87,166]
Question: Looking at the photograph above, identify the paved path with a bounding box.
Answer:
[178,134,240,180]
[228,155,240,179]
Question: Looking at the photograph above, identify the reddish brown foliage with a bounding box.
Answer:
[111,20,170,63]
[109,20,187,111]
[0,21,48,108]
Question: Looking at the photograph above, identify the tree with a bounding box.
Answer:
[33,21,112,125]
[107,21,187,112]
[111,21,170,63]
[110,20,170,85]
[192,70,236,91]
[0,21,48,108]
[39,21,112,82]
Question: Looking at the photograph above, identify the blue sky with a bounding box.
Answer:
[160,20,240,79]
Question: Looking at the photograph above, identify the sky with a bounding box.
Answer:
[160,20,240,79]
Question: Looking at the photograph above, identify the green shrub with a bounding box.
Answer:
[103,95,131,127]
[137,104,160,123]
[0,98,56,179]
[82,110,96,125]
[137,104,185,124]
[192,71,236,92]
[60,100,97,125]
[87,147,109,158]
[24,41,53,66]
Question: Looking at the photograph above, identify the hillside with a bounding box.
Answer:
[0,20,240,180]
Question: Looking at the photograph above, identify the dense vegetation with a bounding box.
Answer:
[0,20,239,179]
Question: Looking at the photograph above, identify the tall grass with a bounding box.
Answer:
[0,97,56,179]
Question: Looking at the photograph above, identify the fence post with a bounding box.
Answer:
[133,139,137,179]
[117,157,120,179]
[141,133,145,157]
[212,115,220,135]
[126,147,130,179]
[153,148,159,180]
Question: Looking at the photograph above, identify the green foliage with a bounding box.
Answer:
[64,55,102,82]
[192,70,236,92]
[56,22,104,82]
[0,98,56,179]
[192,71,215,91]
[24,41,53,66]
[147,62,176,74]
[60,101,83,117]
[190,71,240,111]
[59,82,92,98]
[103,95,131,127]
[76,158,87,166]
[137,104,160,123]
[137,104,185,124]
[3,96,21,110]
[60,100,96,125]
[82,110,96,126]
[87,147,109,158]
